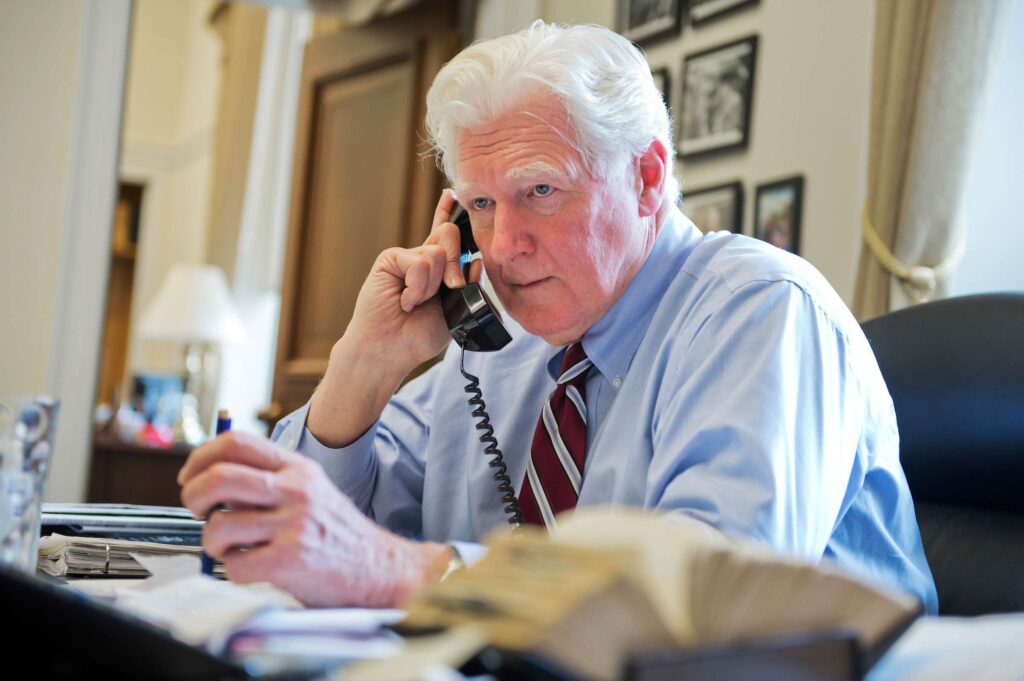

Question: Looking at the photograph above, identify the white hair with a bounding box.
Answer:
[425,21,679,204]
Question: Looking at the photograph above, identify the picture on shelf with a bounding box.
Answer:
[682,181,743,234]
[754,175,804,255]
[651,67,671,109]
[679,35,758,158]
[617,0,685,45]
[690,0,760,27]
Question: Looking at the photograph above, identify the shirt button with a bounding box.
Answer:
[612,377,623,389]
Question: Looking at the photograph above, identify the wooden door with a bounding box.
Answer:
[263,3,460,428]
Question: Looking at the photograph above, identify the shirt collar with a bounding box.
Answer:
[545,209,701,383]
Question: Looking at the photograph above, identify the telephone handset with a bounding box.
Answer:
[438,204,512,352]
[438,203,523,529]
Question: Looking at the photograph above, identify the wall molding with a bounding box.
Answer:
[46,0,132,503]
[121,127,215,175]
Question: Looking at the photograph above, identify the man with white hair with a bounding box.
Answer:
[179,22,937,613]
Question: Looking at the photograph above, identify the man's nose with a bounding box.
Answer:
[488,203,533,265]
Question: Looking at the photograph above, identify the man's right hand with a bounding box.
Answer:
[179,431,452,608]
[306,189,467,448]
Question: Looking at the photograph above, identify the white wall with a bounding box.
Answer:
[0,3,86,393]
[951,0,1024,297]
[121,0,224,379]
[1,2,130,502]
[214,8,311,436]
[478,0,874,304]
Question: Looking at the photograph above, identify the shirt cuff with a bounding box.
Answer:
[449,541,487,568]
[272,401,378,510]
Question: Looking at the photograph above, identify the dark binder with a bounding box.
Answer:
[41,503,204,545]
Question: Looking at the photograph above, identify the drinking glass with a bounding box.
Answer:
[0,395,59,573]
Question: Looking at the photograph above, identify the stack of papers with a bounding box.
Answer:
[41,503,204,544]
[38,534,225,578]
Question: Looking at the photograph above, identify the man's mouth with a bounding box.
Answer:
[507,276,551,290]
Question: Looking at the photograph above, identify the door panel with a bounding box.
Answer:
[293,58,417,361]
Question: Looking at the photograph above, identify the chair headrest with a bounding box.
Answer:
[861,293,1024,513]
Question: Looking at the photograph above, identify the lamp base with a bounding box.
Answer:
[174,394,205,446]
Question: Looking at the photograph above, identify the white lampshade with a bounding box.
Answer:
[136,264,245,345]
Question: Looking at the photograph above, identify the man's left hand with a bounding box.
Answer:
[178,431,451,607]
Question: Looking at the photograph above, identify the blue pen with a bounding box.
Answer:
[201,409,232,576]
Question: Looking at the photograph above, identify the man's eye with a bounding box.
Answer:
[471,198,490,210]
[533,184,553,197]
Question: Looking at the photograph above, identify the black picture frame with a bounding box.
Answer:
[682,181,744,234]
[690,0,760,27]
[678,35,758,160]
[754,175,804,255]
[618,0,685,45]
[651,67,672,110]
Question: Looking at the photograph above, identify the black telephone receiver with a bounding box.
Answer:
[438,204,512,352]
[437,203,523,528]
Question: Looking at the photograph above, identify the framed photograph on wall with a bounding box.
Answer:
[690,0,760,27]
[651,67,672,110]
[617,0,685,45]
[678,35,758,159]
[682,181,744,233]
[754,175,804,255]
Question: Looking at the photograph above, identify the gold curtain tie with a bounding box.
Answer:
[860,204,965,303]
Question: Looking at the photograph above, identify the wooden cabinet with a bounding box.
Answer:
[88,435,192,507]
[94,183,143,410]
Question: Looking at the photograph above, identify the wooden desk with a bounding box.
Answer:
[88,435,192,506]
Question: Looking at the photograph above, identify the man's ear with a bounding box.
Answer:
[636,139,668,218]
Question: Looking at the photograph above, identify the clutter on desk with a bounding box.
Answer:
[38,534,226,578]
[39,503,212,577]
[60,552,399,678]
[116,567,302,649]
[365,507,922,681]
[225,607,406,674]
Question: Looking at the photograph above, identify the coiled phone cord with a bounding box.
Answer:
[459,349,524,529]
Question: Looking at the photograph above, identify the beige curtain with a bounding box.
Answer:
[853,0,1009,320]
[205,3,268,281]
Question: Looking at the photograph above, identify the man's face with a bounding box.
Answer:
[454,98,656,345]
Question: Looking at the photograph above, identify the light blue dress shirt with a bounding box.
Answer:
[273,209,938,613]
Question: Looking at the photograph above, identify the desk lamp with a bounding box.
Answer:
[136,264,244,445]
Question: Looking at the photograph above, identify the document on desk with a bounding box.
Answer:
[117,574,303,649]
[225,608,406,664]
[65,551,401,669]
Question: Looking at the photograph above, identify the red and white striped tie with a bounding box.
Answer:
[519,343,592,529]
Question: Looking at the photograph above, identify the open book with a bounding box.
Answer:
[390,509,922,681]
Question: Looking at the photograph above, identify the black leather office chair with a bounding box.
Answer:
[861,293,1024,616]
